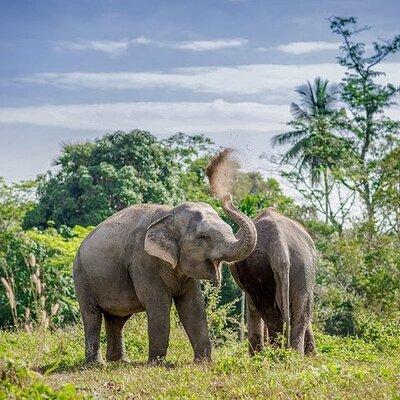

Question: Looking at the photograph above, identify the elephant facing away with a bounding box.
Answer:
[231,208,316,355]
[73,195,256,364]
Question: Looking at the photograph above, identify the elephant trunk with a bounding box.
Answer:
[220,194,257,262]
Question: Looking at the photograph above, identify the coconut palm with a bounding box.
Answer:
[272,77,347,223]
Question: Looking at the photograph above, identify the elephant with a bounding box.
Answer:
[73,194,257,364]
[230,207,316,355]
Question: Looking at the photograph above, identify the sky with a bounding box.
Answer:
[1,0,400,182]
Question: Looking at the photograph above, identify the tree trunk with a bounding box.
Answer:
[323,169,329,225]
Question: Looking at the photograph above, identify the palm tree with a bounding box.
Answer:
[272,77,345,224]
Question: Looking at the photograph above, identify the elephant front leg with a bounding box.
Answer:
[146,297,172,364]
[174,282,211,362]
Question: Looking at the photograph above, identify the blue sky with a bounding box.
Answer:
[1,0,400,182]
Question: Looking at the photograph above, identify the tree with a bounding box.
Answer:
[164,132,217,204]
[272,77,351,229]
[373,146,400,234]
[330,17,400,229]
[0,178,36,233]
[24,130,185,228]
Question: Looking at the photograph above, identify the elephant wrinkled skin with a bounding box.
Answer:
[231,208,316,355]
[73,198,256,364]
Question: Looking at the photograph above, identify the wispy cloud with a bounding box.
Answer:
[2,98,398,136]
[56,39,132,56]
[0,100,288,133]
[275,41,341,54]
[56,37,247,55]
[15,64,347,97]
[17,63,400,101]
[168,38,247,51]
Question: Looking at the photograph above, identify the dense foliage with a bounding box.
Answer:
[24,130,185,228]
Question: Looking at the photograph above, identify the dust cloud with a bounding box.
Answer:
[206,148,239,200]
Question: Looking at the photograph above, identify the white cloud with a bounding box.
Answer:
[132,36,153,45]
[276,41,341,54]
[56,37,247,55]
[0,100,289,133]
[18,63,400,100]
[170,39,248,51]
[56,40,132,56]
[15,64,346,95]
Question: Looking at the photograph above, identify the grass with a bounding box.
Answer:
[0,314,399,399]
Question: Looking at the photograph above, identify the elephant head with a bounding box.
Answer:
[144,195,257,286]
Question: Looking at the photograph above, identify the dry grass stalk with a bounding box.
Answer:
[1,276,18,327]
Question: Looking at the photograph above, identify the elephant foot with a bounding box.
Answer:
[304,344,316,356]
[194,355,212,364]
[107,355,131,363]
[84,356,105,367]
[148,356,166,366]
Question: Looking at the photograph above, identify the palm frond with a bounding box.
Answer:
[290,102,310,120]
[281,137,310,162]
[272,129,308,147]
[295,77,340,116]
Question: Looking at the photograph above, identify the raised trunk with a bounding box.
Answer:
[220,194,257,262]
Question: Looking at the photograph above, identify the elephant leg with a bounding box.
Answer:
[304,323,316,356]
[246,294,264,355]
[290,296,312,355]
[174,281,211,362]
[81,306,103,364]
[273,262,291,348]
[75,268,103,365]
[263,306,284,348]
[104,313,131,362]
[145,297,172,364]
[290,319,307,355]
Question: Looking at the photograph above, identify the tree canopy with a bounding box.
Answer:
[24,130,187,228]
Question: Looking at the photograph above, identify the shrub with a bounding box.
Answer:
[0,358,89,399]
[314,230,400,337]
[0,226,91,329]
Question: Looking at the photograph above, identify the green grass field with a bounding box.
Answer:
[1,315,399,399]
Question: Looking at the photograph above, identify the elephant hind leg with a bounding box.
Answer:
[246,294,264,356]
[74,266,104,365]
[104,313,131,362]
[81,305,103,364]
[273,262,291,348]
[263,307,283,348]
[304,323,316,356]
[290,296,313,355]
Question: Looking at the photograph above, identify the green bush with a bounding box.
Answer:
[0,358,89,399]
[0,226,91,329]
[314,230,400,337]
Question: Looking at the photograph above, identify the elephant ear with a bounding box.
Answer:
[144,214,179,268]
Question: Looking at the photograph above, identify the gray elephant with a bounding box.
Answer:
[231,208,316,355]
[73,195,256,364]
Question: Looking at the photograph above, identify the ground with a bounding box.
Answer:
[0,315,399,399]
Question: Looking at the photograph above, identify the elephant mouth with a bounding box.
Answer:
[207,258,222,287]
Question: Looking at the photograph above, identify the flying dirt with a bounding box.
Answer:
[206,148,239,200]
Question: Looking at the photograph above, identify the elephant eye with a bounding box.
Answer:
[197,234,209,241]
